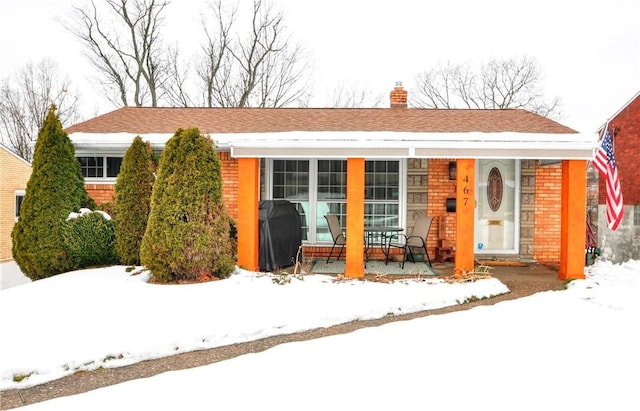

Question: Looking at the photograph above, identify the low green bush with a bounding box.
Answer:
[63,210,119,269]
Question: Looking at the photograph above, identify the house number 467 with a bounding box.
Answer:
[462,174,470,206]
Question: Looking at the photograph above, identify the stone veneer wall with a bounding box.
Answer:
[519,160,536,261]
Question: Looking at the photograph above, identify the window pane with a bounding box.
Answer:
[272,160,310,239]
[15,195,24,218]
[77,157,103,178]
[364,160,400,229]
[107,157,123,177]
[365,160,399,201]
[316,202,347,242]
[318,160,346,200]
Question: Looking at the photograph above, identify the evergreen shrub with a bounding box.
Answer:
[114,136,155,265]
[140,128,235,282]
[11,106,92,280]
[63,210,118,268]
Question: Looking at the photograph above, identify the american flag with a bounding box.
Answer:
[592,125,624,231]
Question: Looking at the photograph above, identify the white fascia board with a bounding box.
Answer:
[69,131,598,160]
[69,133,175,151]
[228,131,598,160]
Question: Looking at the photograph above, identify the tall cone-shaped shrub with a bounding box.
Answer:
[140,128,235,282]
[12,105,92,280]
[114,136,155,265]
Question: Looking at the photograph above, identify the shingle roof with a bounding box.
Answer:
[66,106,578,135]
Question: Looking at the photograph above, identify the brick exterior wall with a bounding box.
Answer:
[533,163,562,262]
[86,184,116,205]
[594,94,640,262]
[85,152,240,221]
[82,154,565,265]
[219,152,239,220]
[0,147,31,261]
[600,95,640,205]
[425,159,457,253]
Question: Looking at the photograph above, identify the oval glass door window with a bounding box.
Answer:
[487,167,503,212]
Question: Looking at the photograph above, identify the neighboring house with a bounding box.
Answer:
[595,90,640,262]
[0,143,31,261]
[65,84,596,279]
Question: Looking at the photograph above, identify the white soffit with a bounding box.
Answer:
[69,131,598,160]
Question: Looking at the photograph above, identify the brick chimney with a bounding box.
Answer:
[390,81,408,108]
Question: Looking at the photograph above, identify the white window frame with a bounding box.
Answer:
[76,153,124,183]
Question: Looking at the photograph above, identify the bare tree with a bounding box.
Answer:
[163,46,196,107]
[412,56,561,118]
[67,0,170,107]
[327,81,384,108]
[172,0,312,108]
[195,0,235,107]
[0,59,81,161]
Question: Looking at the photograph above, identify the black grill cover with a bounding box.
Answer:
[259,200,302,271]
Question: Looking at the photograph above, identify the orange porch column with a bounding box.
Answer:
[237,158,260,271]
[559,160,587,280]
[455,159,476,274]
[345,158,365,278]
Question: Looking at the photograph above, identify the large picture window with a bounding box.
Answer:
[269,159,401,243]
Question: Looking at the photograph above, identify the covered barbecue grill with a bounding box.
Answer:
[258,200,302,272]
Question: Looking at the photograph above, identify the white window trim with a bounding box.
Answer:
[76,152,123,182]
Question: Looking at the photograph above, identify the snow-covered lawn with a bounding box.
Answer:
[1,260,638,410]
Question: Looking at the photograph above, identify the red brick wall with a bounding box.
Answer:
[219,152,239,220]
[426,159,457,253]
[86,152,240,221]
[533,164,562,262]
[600,95,640,204]
[87,155,565,264]
[86,184,115,205]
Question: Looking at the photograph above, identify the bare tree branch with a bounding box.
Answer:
[190,0,312,107]
[327,81,384,108]
[194,0,235,107]
[163,46,195,107]
[0,60,81,161]
[411,56,562,119]
[66,0,170,107]
[66,0,310,108]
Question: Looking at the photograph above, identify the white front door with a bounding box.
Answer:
[475,159,520,254]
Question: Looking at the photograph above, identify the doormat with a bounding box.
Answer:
[310,259,439,276]
[476,260,528,267]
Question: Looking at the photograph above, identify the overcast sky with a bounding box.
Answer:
[1,0,639,133]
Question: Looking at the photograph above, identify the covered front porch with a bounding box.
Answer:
[233,131,596,280]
